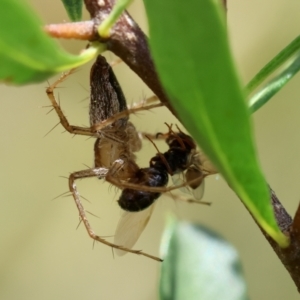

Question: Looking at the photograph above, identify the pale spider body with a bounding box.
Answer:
[89,56,141,179]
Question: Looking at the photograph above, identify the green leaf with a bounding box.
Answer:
[0,0,100,84]
[61,0,83,21]
[249,51,300,113]
[143,0,288,246]
[247,35,300,93]
[247,35,300,113]
[160,218,249,300]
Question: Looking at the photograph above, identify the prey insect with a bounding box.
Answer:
[114,124,217,255]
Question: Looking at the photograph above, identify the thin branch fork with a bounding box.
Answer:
[45,0,176,117]
[45,0,300,291]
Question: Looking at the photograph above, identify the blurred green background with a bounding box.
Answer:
[1,0,300,299]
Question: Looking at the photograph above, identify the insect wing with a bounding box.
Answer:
[172,173,192,196]
[185,166,205,200]
[172,169,205,200]
[191,179,205,200]
[114,205,155,256]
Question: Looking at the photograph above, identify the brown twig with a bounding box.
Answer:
[86,0,176,116]
[254,188,300,291]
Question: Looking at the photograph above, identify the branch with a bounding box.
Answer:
[256,188,300,291]
[45,0,175,116]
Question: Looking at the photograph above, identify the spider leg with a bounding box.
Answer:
[92,101,163,132]
[106,159,208,197]
[46,71,95,137]
[68,166,162,262]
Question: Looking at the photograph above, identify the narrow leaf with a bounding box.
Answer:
[249,51,300,113]
[247,35,300,93]
[143,0,288,246]
[61,0,83,21]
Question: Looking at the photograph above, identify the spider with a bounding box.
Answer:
[46,55,216,261]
